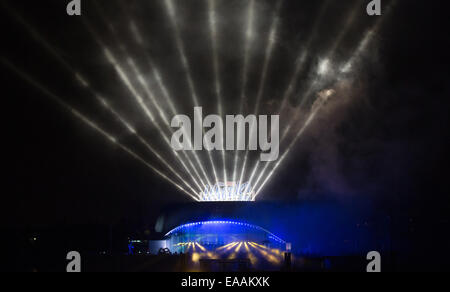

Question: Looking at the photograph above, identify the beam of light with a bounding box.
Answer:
[217,242,235,250]
[241,0,255,102]
[1,59,199,201]
[126,56,210,192]
[245,1,331,195]
[235,242,244,253]
[208,0,228,190]
[250,123,295,197]
[127,62,204,185]
[252,0,283,116]
[92,3,211,193]
[232,0,255,185]
[278,1,360,116]
[116,10,217,196]
[195,243,207,252]
[341,1,398,73]
[251,1,386,197]
[163,0,220,187]
[259,1,398,198]
[340,32,373,73]
[252,89,334,197]
[228,242,244,259]
[154,66,216,200]
[2,4,74,75]
[277,0,332,113]
[244,242,258,265]
[266,0,396,173]
[288,1,361,116]
[90,90,201,198]
[100,99,200,197]
[139,80,215,193]
[282,2,359,109]
[4,6,201,199]
[217,242,239,254]
[327,1,361,60]
[226,242,239,252]
[254,97,328,198]
[238,0,283,190]
[82,19,208,194]
[216,242,238,252]
[248,242,281,264]
[93,1,176,126]
[249,242,281,262]
[250,241,283,255]
[21,36,200,198]
[249,242,265,249]
[245,159,261,200]
[293,0,362,108]
[104,45,207,193]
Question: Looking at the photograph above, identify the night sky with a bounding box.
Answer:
[1,0,450,239]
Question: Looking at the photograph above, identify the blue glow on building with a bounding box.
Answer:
[164,220,287,255]
[165,220,286,244]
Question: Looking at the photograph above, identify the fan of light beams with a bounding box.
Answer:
[1,0,397,201]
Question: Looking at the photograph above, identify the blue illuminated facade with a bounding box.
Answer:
[165,220,286,254]
[158,201,391,258]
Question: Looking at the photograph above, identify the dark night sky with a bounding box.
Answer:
[1,0,450,231]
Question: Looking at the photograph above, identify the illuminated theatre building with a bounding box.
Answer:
[152,182,292,270]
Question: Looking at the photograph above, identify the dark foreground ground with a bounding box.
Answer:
[5,252,399,273]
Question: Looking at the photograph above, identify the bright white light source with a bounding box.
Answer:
[318,58,330,76]
[199,182,255,202]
